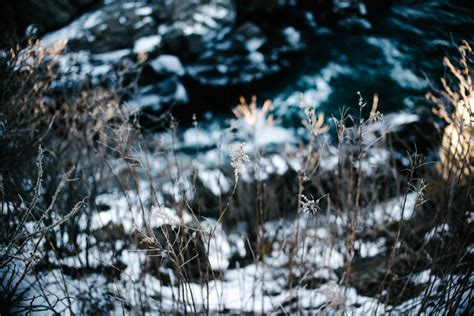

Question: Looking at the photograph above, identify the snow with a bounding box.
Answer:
[255,126,294,148]
[201,219,231,271]
[133,35,161,54]
[135,6,153,16]
[273,62,351,111]
[93,48,131,61]
[366,37,428,90]
[183,128,213,147]
[174,81,189,103]
[83,11,105,29]
[150,55,185,76]
[245,38,266,52]
[41,13,88,46]
[134,16,154,29]
[283,26,301,47]
[357,238,386,257]
[248,51,264,64]
[424,223,450,241]
[198,169,230,196]
[367,192,417,226]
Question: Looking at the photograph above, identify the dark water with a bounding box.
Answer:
[217,0,473,126]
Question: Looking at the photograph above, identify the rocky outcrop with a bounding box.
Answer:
[35,0,381,117]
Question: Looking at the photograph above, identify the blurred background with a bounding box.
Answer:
[1,0,472,128]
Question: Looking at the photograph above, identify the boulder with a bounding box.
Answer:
[186,24,304,87]
[42,1,158,53]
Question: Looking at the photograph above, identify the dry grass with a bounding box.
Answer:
[0,38,472,314]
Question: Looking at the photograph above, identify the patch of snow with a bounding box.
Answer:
[248,51,264,64]
[135,6,153,16]
[183,128,213,147]
[357,238,386,257]
[367,192,417,226]
[198,169,230,196]
[255,126,294,148]
[270,155,288,175]
[201,219,231,271]
[83,11,105,29]
[133,35,161,53]
[367,37,428,90]
[93,48,131,62]
[411,269,432,285]
[424,223,450,241]
[283,26,301,47]
[174,81,189,103]
[246,38,265,52]
[150,55,185,76]
[274,63,351,111]
[134,16,153,29]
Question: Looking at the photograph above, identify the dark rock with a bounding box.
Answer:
[0,0,99,46]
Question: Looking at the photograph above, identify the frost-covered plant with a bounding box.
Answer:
[230,142,249,182]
